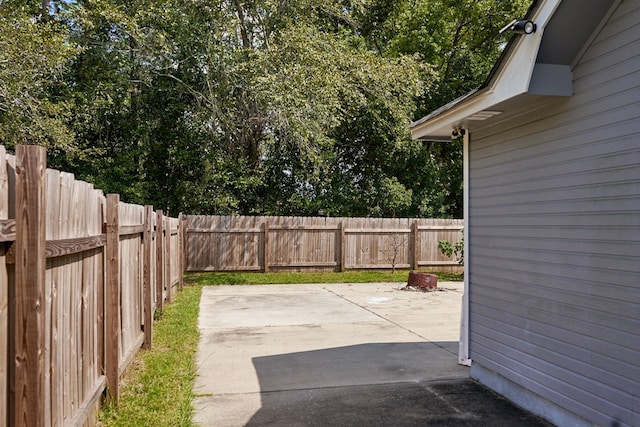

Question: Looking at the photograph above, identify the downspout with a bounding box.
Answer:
[459,129,471,366]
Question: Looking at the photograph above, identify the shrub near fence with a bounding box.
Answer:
[186,215,464,273]
[0,145,185,427]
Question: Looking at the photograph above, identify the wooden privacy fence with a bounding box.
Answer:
[186,215,463,273]
[0,145,185,427]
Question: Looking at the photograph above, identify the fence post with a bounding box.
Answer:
[263,221,269,273]
[178,214,184,290]
[183,215,189,273]
[105,194,120,403]
[412,220,419,270]
[143,205,153,349]
[13,145,47,427]
[164,216,171,303]
[155,210,164,313]
[339,222,345,272]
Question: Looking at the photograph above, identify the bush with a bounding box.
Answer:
[438,229,464,265]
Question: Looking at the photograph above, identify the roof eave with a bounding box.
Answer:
[410,0,563,141]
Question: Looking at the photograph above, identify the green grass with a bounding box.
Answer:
[184,270,463,286]
[98,269,461,425]
[98,283,203,427]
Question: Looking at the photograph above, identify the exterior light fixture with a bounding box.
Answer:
[499,19,537,35]
[451,127,466,139]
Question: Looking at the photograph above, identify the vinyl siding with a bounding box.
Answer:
[468,1,640,425]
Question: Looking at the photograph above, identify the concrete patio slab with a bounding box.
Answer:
[193,282,551,426]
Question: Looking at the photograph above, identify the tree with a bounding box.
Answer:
[0,2,75,150]
[384,232,408,273]
[352,0,531,218]
[1,0,531,218]
[253,23,426,216]
[358,0,532,113]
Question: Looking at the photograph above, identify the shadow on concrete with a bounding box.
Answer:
[247,343,551,426]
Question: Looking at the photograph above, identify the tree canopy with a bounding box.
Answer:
[0,0,530,217]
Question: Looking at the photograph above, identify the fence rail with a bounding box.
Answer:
[0,145,185,427]
[185,215,463,273]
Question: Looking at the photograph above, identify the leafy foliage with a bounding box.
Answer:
[0,2,75,149]
[438,229,464,265]
[1,0,531,217]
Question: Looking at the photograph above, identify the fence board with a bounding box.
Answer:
[185,215,463,273]
[45,169,60,425]
[0,146,11,427]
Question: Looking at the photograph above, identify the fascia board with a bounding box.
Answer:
[492,0,562,94]
[492,32,543,98]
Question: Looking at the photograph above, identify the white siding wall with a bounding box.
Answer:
[468,1,640,426]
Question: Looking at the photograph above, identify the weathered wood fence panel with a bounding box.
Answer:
[186,215,264,272]
[0,145,185,426]
[117,202,146,379]
[268,216,338,270]
[185,215,463,273]
[44,167,106,427]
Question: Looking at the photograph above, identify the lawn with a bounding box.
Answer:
[98,282,202,426]
[186,270,463,286]
[98,270,462,426]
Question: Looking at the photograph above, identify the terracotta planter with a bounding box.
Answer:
[407,272,438,289]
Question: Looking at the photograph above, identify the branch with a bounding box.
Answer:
[233,0,251,48]
[442,16,467,83]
